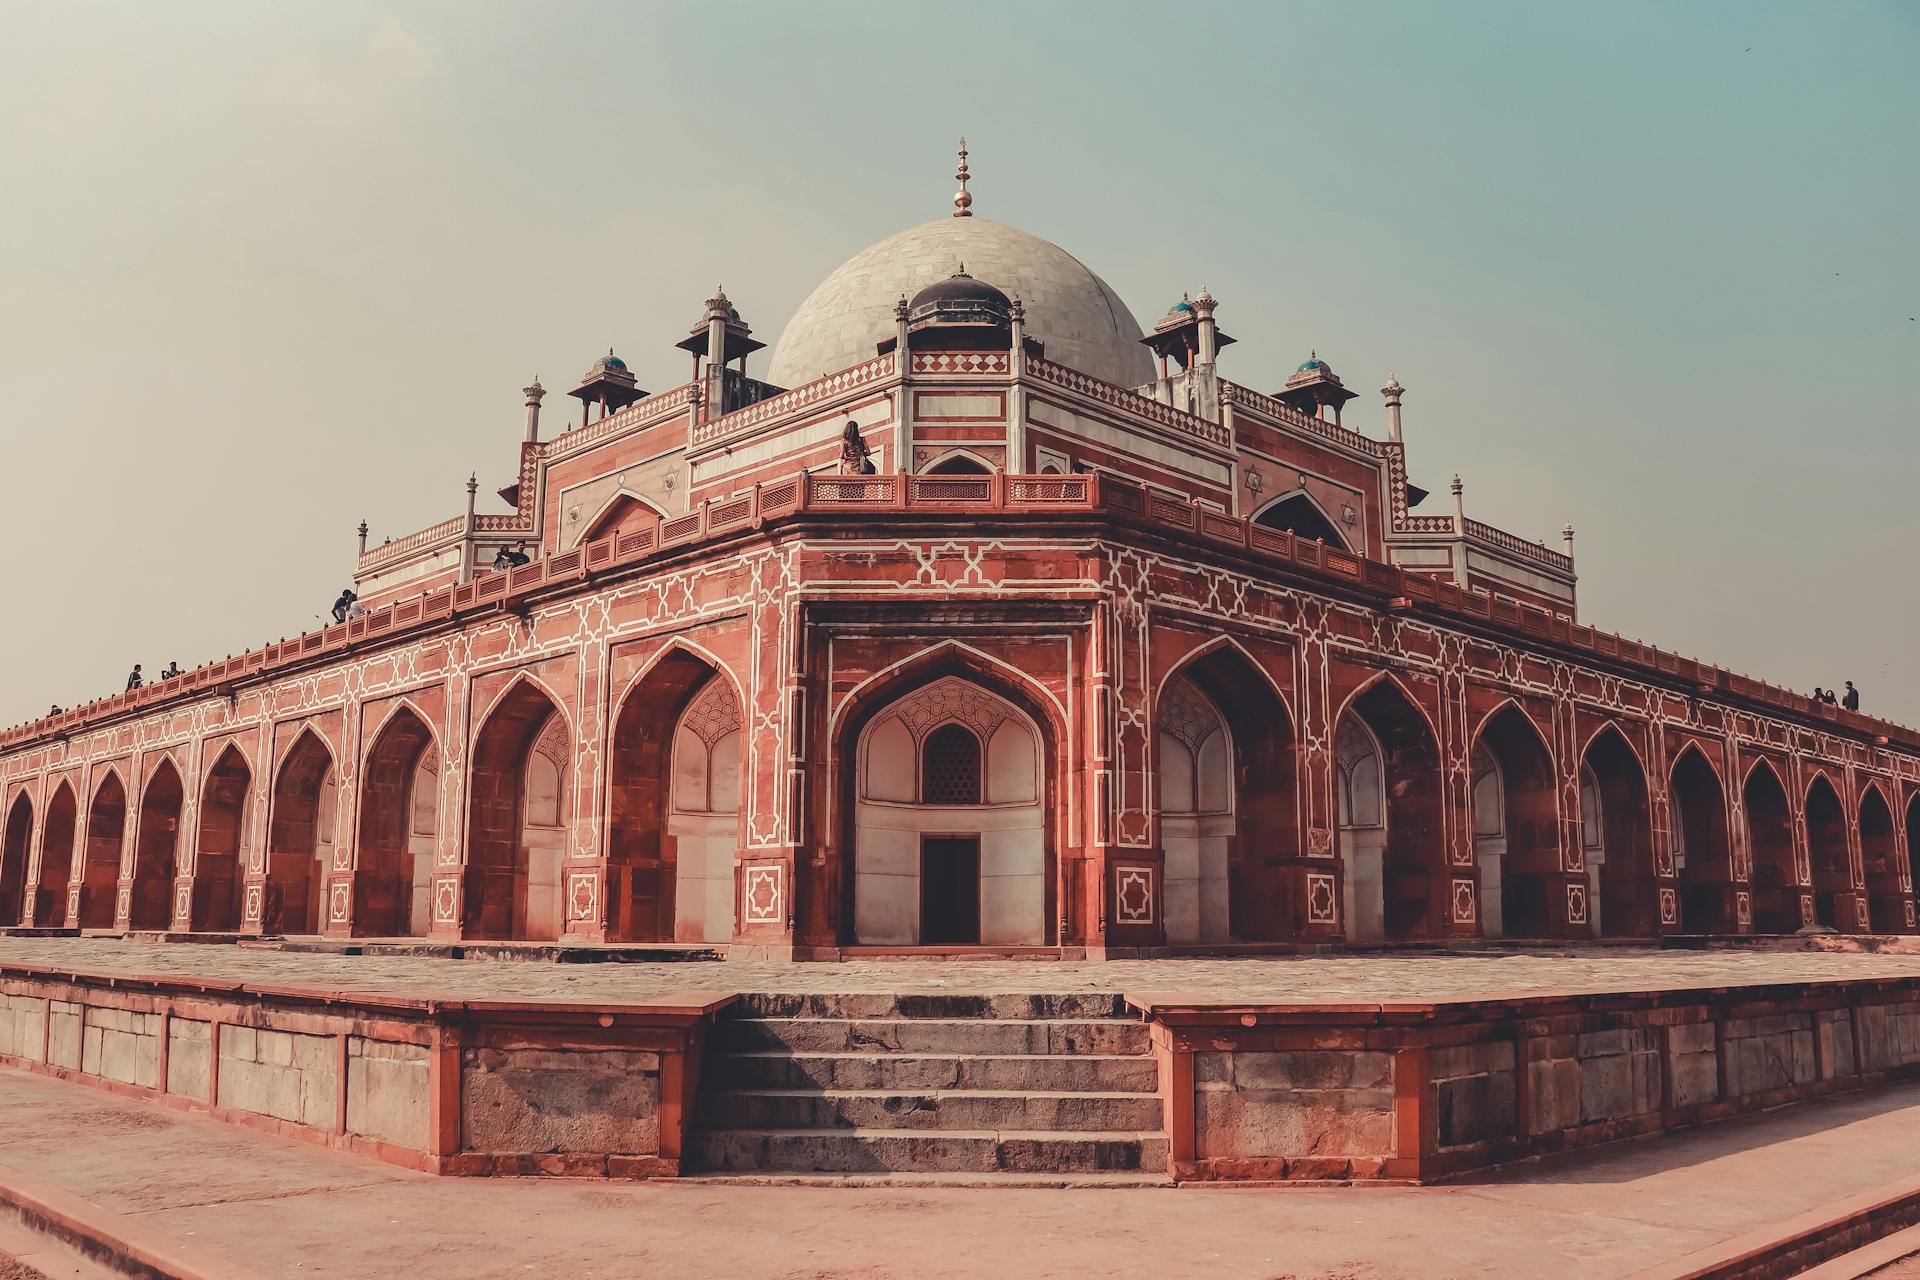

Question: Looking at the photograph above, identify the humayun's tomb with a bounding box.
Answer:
[2,150,1919,1192]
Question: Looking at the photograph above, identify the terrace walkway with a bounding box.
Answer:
[1,1062,1918,1279]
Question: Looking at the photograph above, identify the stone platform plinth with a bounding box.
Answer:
[6,938,1920,1185]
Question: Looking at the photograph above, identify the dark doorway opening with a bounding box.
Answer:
[920,836,980,944]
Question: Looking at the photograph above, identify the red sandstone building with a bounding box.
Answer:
[4,155,1918,958]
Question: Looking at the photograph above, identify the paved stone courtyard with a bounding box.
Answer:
[3,935,1919,1002]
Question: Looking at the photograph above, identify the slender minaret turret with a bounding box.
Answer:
[1563,523,1576,557]
[523,378,545,442]
[356,520,368,558]
[1451,474,1465,531]
[1381,374,1405,442]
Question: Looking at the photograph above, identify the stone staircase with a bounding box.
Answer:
[688,992,1168,1184]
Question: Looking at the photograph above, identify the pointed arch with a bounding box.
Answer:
[1472,701,1562,938]
[1804,772,1849,930]
[1907,791,1920,927]
[1742,757,1796,933]
[1157,639,1299,942]
[1155,672,1234,945]
[831,640,1069,742]
[1859,782,1904,932]
[354,702,438,937]
[191,743,252,931]
[607,645,743,944]
[1669,743,1733,933]
[580,488,667,546]
[1252,489,1350,552]
[1335,674,1446,940]
[1332,669,1442,749]
[79,769,128,929]
[465,675,569,940]
[0,790,31,927]
[265,728,337,934]
[130,757,184,930]
[1581,724,1655,937]
[921,449,996,475]
[33,780,78,926]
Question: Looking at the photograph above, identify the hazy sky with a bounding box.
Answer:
[2,1,1915,729]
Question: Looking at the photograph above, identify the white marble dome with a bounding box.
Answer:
[767,217,1152,391]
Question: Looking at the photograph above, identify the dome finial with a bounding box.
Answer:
[953,137,973,218]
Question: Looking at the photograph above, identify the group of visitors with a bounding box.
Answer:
[1811,681,1861,711]
[123,660,183,691]
[331,588,366,624]
[492,541,532,571]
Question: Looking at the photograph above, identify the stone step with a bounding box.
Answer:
[716,1017,1152,1056]
[735,992,1129,1021]
[714,1050,1161,1093]
[675,1170,1171,1189]
[687,1127,1169,1175]
[696,1088,1163,1132]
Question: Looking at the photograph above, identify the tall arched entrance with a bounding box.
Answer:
[847,673,1049,947]
[0,793,30,926]
[79,772,127,929]
[1804,775,1850,930]
[34,782,77,926]
[1159,646,1297,941]
[1157,674,1233,945]
[1671,747,1733,932]
[265,731,336,934]
[1908,793,1920,926]
[354,706,437,937]
[1582,728,1656,937]
[1336,679,1444,941]
[130,759,183,930]
[465,681,568,941]
[190,745,251,931]
[1744,761,1797,933]
[1472,705,1560,938]
[607,652,742,944]
[1860,785,1903,932]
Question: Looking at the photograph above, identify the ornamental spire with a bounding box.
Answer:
[953,137,972,218]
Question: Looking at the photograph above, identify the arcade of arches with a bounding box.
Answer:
[2,654,1917,950]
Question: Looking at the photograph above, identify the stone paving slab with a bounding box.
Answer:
[4,936,1920,1004]
[4,1064,1920,1278]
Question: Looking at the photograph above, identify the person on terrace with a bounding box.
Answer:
[1843,681,1860,711]
[125,664,142,690]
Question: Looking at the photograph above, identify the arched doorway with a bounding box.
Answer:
[850,674,1047,946]
[34,782,78,926]
[1472,705,1561,938]
[1157,674,1233,944]
[1582,728,1656,936]
[1252,492,1350,551]
[79,772,127,929]
[1671,747,1733,932]
[0,793,30,926]
[1744,761,1797,933]
[1336,679,1445,941]
[465,681,568,941]
[923,452,993,476]
[191,745,251,931]
[265,731,336,934]
[607,652,742,944]
[1860,785,1903,932]
[1805,775,1849,930]
[130,759,184,930]
[354,706,437,937]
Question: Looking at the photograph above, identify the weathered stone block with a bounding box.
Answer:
[1580,1046,1660,1124]
[1669,1049,1719,1109]
[1429,1040,1514,1081]
[217,1024,337,1127]
[168,1019,212,1101]
[0,995,46,1061]
[1194,1088,1395,1161]
[346,1038,430,1151]
[46,1002,82,1069]
[1435,1070,1515,1148]
[460,1048,660,1156]
[1526,1055,1582,1134]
